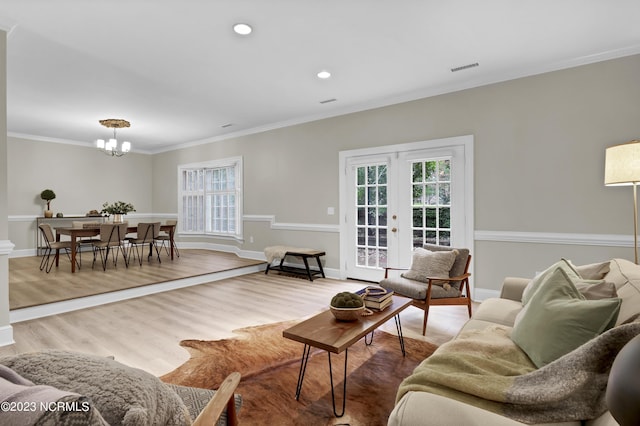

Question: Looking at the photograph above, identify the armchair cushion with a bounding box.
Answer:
[401,248,458,284]
[422,244,470,290]
[380,275,462,300]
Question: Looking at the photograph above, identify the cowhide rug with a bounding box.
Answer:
[161,321,438,426]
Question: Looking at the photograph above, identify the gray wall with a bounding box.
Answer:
[7,54,640,295]
[7,138,152,250]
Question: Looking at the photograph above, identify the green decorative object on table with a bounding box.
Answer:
[40,189,56,218]
[330,291,365,321]
[101,201,136,223]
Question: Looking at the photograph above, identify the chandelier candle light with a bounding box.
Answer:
[96,119,132,157]
[605,140,640,264]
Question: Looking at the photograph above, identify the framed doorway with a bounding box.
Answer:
[339,135,474,283]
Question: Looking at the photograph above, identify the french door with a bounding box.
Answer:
[340,136,473,282]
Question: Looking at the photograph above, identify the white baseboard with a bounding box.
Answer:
[0,325,14,347]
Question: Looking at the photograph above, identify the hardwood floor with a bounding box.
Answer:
[0,271,473,377]
[9,249,264,309]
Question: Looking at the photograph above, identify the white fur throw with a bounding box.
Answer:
[0,350,191,426]
[264,245,318,263]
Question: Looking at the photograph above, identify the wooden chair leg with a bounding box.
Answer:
[465,279,473,318]
[422,305,429,336]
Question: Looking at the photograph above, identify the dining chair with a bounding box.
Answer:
[71,221,101,267]
[38,223,80,273]
[127,222,162,266]
[92,223,129,271]
[154,219,180,258]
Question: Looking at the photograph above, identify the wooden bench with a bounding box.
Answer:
[264,248,326,281]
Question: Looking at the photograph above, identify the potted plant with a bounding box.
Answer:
[101,201,136,223]
[40,189,56,218]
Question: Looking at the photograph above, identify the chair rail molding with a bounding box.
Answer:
[475,230,634,247]
[243,214,339,233]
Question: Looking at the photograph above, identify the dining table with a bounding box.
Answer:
[55,224,176,273]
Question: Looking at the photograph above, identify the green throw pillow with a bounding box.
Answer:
[511,267,621,368]
[521,259,581,305]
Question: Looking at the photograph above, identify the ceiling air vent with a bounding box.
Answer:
[451,62,479,73]
[319,98,337,104]
[221,123,233,128]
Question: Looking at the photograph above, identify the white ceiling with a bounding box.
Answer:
[1,0,640,153]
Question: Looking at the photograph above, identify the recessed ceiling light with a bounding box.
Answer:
[317,70,331,79]
[233,23,252,35]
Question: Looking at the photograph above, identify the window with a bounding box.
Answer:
[178,157,243,239]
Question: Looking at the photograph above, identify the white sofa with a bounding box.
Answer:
[388,258,640,426]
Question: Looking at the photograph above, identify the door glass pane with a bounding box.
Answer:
[367,187,377,205]
[354,163,388,270]
[378,207,387,226]
[412,162,422,182]
[412,184,423,205]
[411,158,452,250]
[378,165,387,184]
[412,208,422,227]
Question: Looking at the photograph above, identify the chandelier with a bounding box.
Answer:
[96,119,132,157]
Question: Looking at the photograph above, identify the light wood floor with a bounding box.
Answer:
[9,249,264,309]
[0,271,473,377]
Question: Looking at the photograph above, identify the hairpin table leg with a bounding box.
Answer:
[295,344,312,400]
[395,314,406,357]
[328,349,348,417]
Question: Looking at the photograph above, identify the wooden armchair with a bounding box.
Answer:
[380,244,472,335]
[168,372,241,426]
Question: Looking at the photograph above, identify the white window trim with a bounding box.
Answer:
[177,156,243,241]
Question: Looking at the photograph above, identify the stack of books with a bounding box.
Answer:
[355,286,394,311]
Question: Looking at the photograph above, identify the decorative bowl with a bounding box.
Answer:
[330,305,364,321]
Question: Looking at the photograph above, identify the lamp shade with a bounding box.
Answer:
[605,140,640,186]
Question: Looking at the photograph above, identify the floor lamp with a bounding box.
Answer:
[605,140,640,264]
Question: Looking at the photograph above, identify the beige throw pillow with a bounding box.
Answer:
[401,248,458,286]
[574,261,611,280]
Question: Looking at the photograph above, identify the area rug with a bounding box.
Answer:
[161,321,438,425]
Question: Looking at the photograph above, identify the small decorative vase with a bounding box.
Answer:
[113,214,124,223]
[44,210,53,218]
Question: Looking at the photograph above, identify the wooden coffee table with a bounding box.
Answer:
[282,296,412,417]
